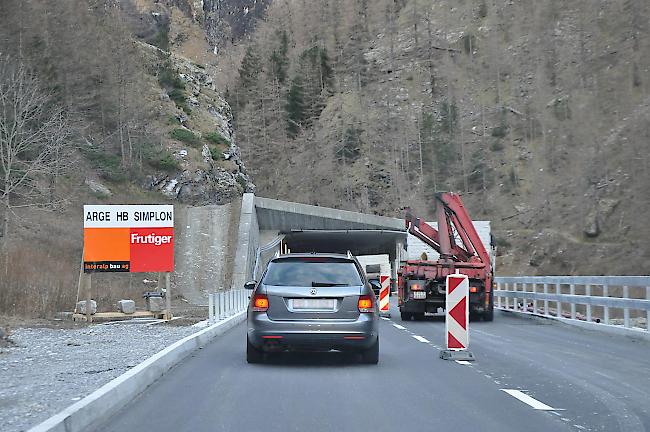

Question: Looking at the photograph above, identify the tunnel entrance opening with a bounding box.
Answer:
[281,230,406,261]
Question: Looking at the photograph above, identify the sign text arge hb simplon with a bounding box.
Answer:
[83,205,174,273]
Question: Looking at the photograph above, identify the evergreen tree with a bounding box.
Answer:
[319,47,334,90]
[237,45,262,108]
[296,45,334,123]
[269,30,289,84]
[286,76,306,138]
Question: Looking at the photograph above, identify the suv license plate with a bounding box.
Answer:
[412,291,426,300]
[292,299,337,310]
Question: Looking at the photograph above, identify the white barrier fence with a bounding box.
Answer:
[208,289,249,323]
[494,276,650,332]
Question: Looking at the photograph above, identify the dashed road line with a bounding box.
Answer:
[412,335,430,343]
[455,360,472,365]
[500,389,561,411]
[392,323,407,330]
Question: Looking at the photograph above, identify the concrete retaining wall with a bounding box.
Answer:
[231,193,259,291]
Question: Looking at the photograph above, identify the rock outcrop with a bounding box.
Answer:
[140,49,255,205]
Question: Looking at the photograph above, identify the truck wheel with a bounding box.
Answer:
[483,294,494,322]
[400,312,412,321]
[360,338,379,364]
[246,338,264,364]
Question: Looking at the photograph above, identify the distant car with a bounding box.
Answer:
[245,253,380,364]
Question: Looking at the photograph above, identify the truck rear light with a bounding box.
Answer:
[470,286,478,293]
[358,295,374,312]
[253,294,269,312]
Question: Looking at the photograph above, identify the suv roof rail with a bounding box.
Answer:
[346,250,354,259]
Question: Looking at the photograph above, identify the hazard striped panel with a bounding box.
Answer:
[445,275,469,350]
[379,275,390,313]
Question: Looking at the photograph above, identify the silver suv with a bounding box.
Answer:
[245,253,380,364]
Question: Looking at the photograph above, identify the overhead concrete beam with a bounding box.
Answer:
[254,196,403,231]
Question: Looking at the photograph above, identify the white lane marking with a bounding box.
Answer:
[412,335,430,343]
[500,389,560,411]
[392,324,406,330]
[456,360,472,365]
[381,317,390,320]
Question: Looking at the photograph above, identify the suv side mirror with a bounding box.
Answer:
[244,280,257,290]
[369,280,381,291]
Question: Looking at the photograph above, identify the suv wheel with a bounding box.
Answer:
[360,338,379,364]
[246,338,264,364]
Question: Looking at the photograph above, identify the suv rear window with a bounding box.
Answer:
[262,258,363,287]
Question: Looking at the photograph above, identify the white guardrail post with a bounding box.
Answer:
[647,286,650,331]
[209,293,215,323]
[555,283,561,318]
[570,284,576,320]
[623,286,630,328]
[543,283,549,317]
[496,281,501,308]
[585,284,592,322]
[493,276,650,334]
[603,284,609,325]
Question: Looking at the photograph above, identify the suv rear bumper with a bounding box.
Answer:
[248,312,378,351]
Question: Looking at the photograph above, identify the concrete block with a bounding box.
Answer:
[146,297,165,312]
[117,300,136,314]
[76,300,97,315]
[439,349,475,361]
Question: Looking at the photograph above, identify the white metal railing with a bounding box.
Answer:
[207,289,249,323]
[494,276,650,332]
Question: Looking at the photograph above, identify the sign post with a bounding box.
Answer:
[440,273,475,361]
[81,205,175,320]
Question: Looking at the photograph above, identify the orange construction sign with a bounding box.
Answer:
[83,205,174,273]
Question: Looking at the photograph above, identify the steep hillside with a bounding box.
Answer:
[210,0,650,275]
[0,0,252,316]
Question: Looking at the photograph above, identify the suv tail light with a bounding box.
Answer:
[253,294,269,312]
[358,295,374,313]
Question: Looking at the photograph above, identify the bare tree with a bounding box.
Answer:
[0,55,73,250]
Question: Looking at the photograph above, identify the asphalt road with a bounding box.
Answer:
[96,307,650,432]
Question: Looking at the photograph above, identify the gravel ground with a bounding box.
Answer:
[0,322,199,432]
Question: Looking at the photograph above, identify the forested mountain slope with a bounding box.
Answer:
[210,0,650,275]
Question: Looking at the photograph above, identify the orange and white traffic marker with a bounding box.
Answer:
[440,274,475,361]
[379,275,391,317]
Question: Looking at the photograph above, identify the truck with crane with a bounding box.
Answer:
[398,192,494,321]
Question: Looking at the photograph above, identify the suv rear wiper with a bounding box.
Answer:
[311,282,349,287]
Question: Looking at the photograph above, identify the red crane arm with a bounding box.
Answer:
[436,192,491,267]
[404,193,490,267]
